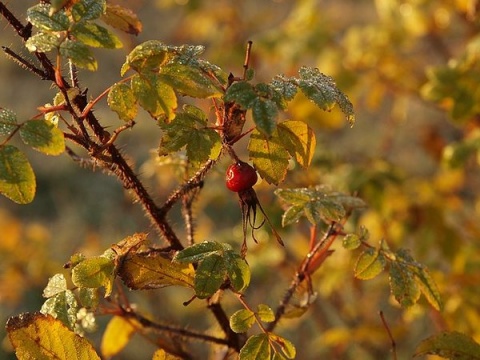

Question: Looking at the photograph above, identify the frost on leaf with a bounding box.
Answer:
[297,66,355,126]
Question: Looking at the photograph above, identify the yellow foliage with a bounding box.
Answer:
[101,316,140,358]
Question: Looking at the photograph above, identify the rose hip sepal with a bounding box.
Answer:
[237,187,284,257]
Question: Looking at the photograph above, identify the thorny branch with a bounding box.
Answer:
[267,220,346,332]
[0,1,245,352]
[0,1,185,251]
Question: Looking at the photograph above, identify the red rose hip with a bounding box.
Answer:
[226,161,258,192]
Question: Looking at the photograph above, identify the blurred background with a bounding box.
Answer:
[1,0,480,359]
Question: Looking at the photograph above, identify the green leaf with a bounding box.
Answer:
[354,248,386,280]
[277,120,316,167]
[411,266,443,311]
[0,145,36,204]
[7,313,100,359]
[43,274,68,298]
[101,316,138,359]
[101,4,142,36]
[60,39,97,71]
[224,251,251,293]
[108,83,138,121]
[270,75,298,101]
[275,186,358,226]
[159,106,221,164]
[122,40,169,75]
[395,248,443,311]
[297,66,355,126]
[194,254,226,299]
[71,23,122,49]
[174,241,225,263]
[131,73,177,121]
[230,309,255,334]
[421,65,480,122]
[248,128,289,185]
[118,252,194,290]
[414,331,480,359]
[20,119,65,155]
[78,288,99,309]
[342,233,361,250]
[442,131,480,168]
[389,260,421,308]
[25,32,62,53]
[306,198,345,223]
[71,0,106,21]
[186,128,222,166]
[275,188,311,205]
[281,205,304,227]
[224,82,257,109]
[275,187,346,224]
[270,333,296,359]
[40,290,78,330]
[252,97,278,136]
[257,304,275,323]
[71,256,115,296]
[27,4,70,31]
[239,334,271,360]
[0,108,18,136]
[245,68,255,81]
[159,62,224,98]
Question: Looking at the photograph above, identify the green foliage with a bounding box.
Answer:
[239,333,296,360]
[0,145,36,204]
[421,35,480,122]
[158,105,222,167]
[230,309,256,333]
[107,83,137,121]
[292,67,355,126]
[25,0,123,70]
[19,120,65,155]
[414,331,480,359]
[354,247,386,280]
[71,254,115,296]
[174,241,251,297]
[0,106,64,204]
[130,73,177,121]
[275,186,366,226]
[346,230,443,311]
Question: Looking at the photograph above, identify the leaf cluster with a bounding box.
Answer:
[25,0,140,70]
[343,228,443,311]
[174,241,250,298]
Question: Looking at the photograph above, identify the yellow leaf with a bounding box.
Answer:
[7,312,100,360]
[111,232,148,258]
[152,349,183,360]
[277,120,316,168]
[118,252,195,290]
[101,316,139,358]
